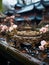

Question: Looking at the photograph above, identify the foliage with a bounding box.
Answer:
[0,0,3,11]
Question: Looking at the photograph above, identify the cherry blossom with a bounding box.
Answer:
[40,27,48,33]
[40,40,47,46]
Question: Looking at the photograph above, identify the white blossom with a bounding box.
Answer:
[9,27,13,32]
[13,25,17,29]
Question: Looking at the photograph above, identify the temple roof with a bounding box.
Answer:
[4,0,49,21]
[2,0,49,11]
[15,3,24,8]
[4,10,14,16]
[43,0,49,6]
[15,17,24,21]
[18,0,41,5]
[16,1,46,14]
[16,4,34,13]
[35,3,45,10]
[28,16,35,20]
[36,15,42,20]
[15,14,42,22]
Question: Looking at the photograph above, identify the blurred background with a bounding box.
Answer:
[0,0,2,11]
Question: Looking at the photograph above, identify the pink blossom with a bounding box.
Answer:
[10,15,15,19]
[1,25,8,32]
[40,40,47,46]
[0,25,3,29]
[39,40,47,51]
[9,26,13,32]
[45,24,49,28]
[39,46,45,51]
[40,27,47,33]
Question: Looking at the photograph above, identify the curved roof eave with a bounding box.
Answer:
[43,0,49,2]
[15,17,24,21]
[16,4,34,14]
[43,0,49,6]
[28,16,35,20]
[36,15,42,20]
[15,15,35,22]
[32,0,40,3]
[35,3,45,10]
[16,4,24,8]
[4,10,14,15]
[43,2,49,6]
[35,1,40,6]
